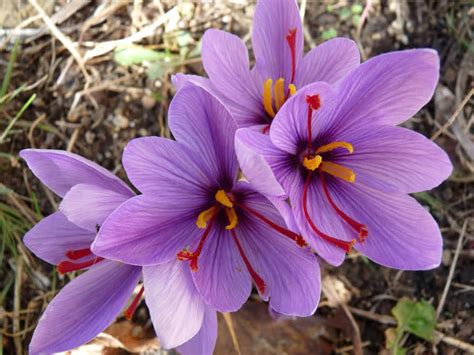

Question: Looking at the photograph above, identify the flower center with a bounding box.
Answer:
[57,248,104,274]
[177,188,309,294]
[261,28,298,121]
[301,95,368,249]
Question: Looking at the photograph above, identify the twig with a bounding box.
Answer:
[13,256,23,354]
[356,0,373,61]
[29,0,90,81]
[436,220,468,319]
[431,88,473,141]
[223,313,241,355]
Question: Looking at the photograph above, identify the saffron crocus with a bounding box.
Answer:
[21,150,215,354]
[173,0,360,130]
[92,82,321,316]
[235,49,453,269]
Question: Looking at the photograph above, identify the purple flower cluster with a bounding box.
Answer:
[21,0,452,353]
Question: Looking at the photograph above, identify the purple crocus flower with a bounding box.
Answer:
[21,150,216,354]
[174,0,360,130]
[92,82,321,317]
[235,49,453,269]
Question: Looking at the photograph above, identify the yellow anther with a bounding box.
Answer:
[196,206,217,229]
[225,208,238,230]
[316,142,354,154]
[288,84,296,96]
[215,189,233,208]
[263,79,276,117]
[274,78,285,110]
[302,155,323,171]
[320,161,356,183]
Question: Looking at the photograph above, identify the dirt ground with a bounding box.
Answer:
[0,0,473,354]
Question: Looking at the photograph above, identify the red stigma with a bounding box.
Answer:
[238,203,307,247]
[286,28,297,84]
[66,248,92,260]
[320,172,368,242]
[231,229,266,295]
[302,173,355,253]
[57,256,104,275]
[177,212,217,271]
[124,285,144,320]
[305,94,321,153]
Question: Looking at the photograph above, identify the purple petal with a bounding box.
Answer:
[172,73,213,92]
[252,0,303,83]
[24,212,94,265]
[143,261,206,349]
[234,183,320,316]
[92,193,198,266]
[201,29,263,126]
[270,81,338,155]
[122,137,219,195]
[20,149,133,198]
[59,183,129,232]
[296,37,360,87]
[235,128,286,198]
[168,83,239,185]
[29,261,140,354]
[333,49,439,129]
[192,226,252,312]
[176,307,217,355]
[335,125,453,193]
[326,177,443,270]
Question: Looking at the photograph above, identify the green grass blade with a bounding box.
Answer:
[0,93,36,144]
[0,39,20,100]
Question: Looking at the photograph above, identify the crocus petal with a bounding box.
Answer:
[235,128,286,198]
[234,183,320,316]
[168,82,239,185]
[192,226,252,312]
[252,0,303,83]
[123,136,220,195]
[290,176,348,267]
[334,125,453,193]
[172,73,213,92]
[296,37,360,87]
[20,149,133,198]
[24,212,94,265]
[59,183,129,232]
[326,177,443,270]
[176,307,217,355]
[29,261,141,354]
[270,81,338,155]
[201,29,264,126]
[332,49,439,131]
[143,261,206,349]
[92,193,198,266]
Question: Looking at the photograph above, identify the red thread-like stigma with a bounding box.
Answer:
[66,248,92,260]
[286,28,297,84]
[302,173,355,253]
[230,229,266,295]
[124,285,144,320]
[57,256,104,274]
[238,204,307,247]
[320,172,368,242]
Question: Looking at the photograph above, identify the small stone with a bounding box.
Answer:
[442,249,452,266]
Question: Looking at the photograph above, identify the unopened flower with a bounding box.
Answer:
[21,150,215,354]
[92,83,320,316]
[174,0,360,130]
[236,49,452,269]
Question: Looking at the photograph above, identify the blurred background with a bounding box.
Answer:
[0,0,472,354]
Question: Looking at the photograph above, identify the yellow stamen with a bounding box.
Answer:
[320,161,356,183]
[316,142,354,154]
[274,78,285,110]
[215,189,233,208]
[225,208,238,230]
[262,79,276,117]
[196,206,218,229]
[302,155,323,171]
[288,84,296,96]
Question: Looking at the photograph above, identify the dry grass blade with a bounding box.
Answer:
[28,0,90,81]
[223,312,242,355]
[436,219,468,319]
